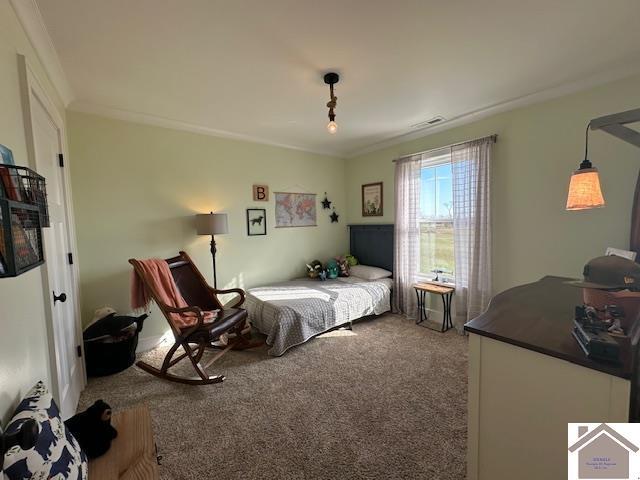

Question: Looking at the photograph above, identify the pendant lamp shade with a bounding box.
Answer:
[566,167,605,211]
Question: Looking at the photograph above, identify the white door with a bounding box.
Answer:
[31,96,83,418]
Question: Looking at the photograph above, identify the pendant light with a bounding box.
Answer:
[566,123,605,210]
[324,72,339,134]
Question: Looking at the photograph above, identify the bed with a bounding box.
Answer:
[246,224,394,356]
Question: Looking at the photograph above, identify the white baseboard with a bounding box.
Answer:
[136,331,172,354]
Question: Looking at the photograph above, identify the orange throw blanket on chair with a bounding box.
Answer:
[130,258,218,329]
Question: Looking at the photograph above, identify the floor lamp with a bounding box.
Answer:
[195,212,228,289]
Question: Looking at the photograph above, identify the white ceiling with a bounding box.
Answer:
[35,0,640,156]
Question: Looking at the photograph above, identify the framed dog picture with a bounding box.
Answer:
[247,208,267,236]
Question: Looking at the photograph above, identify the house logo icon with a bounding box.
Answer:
[568,424,639,479]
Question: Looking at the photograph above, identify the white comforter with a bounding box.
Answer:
[246,276,392,356]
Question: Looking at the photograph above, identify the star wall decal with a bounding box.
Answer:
[321,193,332,210]
[330,210,339,223]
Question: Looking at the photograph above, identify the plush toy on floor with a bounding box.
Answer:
[64,400,118,459]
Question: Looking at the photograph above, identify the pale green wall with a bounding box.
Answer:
[67,74,640,340]
[0,0,66,423]
[68,112,348,340]
[346,74,640,294]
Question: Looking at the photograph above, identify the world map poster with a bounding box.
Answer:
[275,192,317,227]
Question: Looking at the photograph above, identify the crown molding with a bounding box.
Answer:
[68,101,342,158]
[345,62,640,158]
[70,57,640,161]
[9,0,74,106]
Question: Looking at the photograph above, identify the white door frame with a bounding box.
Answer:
[17,54,86,407]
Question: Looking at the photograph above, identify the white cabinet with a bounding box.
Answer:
[467,333,630,480]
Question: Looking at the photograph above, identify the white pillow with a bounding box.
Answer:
[350,264,392,281]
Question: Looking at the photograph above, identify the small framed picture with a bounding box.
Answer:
[247,208,267,236]
[362,182,383,216]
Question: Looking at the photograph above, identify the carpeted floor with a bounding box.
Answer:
[79,314,468,479]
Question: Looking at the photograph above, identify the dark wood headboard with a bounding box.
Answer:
[348,224,394,273]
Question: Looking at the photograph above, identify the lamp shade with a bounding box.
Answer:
[566,168,605,210]
[195,212,228,235]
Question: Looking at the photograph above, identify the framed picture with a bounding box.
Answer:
[247,208,267,236]
[274,192,317,227]
[362,182,383,216]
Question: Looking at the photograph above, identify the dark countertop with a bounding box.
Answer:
[464,276,635,379]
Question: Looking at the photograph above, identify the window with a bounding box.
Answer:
[419,151,454,280]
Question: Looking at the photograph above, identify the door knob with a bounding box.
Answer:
[53,292,67,304]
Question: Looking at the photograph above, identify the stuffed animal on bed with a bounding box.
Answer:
[326,259,339,279]
[306,260,323,279]
[345,254,358,267]
[64,399,118,459]
[335,256,350,277]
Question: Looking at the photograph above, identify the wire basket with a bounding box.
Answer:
[0,165,49,227]
[0,199,44,277]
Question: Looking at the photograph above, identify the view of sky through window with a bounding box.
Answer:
[420,158,455,277]
[420,162,453,219]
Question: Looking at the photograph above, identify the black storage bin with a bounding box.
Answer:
[83,313,147,377]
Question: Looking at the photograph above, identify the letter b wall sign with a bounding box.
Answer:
[253,185,269,201]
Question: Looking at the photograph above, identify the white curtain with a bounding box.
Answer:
[451,139,493,331]
[393,154,422,318]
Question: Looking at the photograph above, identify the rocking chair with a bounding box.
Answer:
[129,251,259,385]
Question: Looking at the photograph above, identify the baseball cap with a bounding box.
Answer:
[568,255,640,291]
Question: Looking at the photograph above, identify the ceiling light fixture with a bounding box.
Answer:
[324,72,339,134]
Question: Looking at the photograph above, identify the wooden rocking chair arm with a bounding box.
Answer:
[210,287,246,307]
[160,304,206,335]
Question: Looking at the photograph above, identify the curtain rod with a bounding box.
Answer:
[392,134,498,163]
